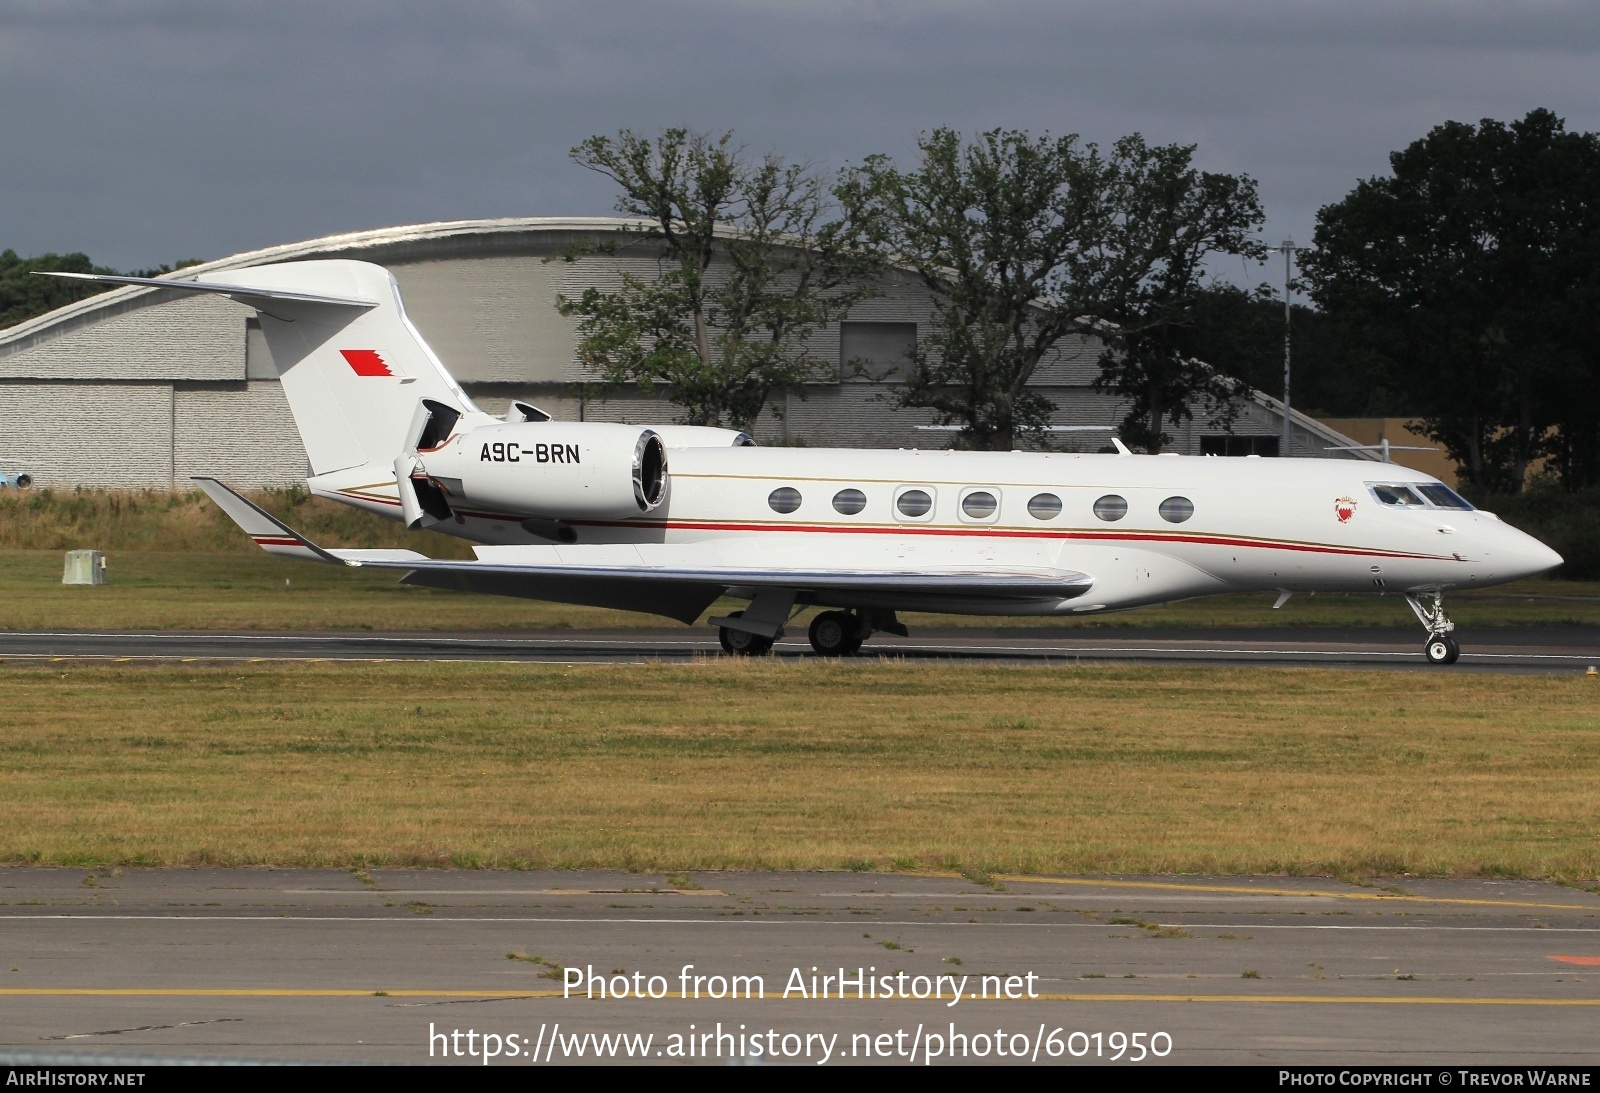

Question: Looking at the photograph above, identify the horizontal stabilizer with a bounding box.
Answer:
[193,477,346,564]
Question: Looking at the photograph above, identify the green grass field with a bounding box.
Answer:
[5,490,1595,883]
[3,486,1596,632]
[3,660,1597,878]
[5,549,1599,632]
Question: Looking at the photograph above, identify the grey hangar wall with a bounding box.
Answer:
[0,217,1352,490]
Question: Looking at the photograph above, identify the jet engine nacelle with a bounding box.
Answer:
[418,421,667,520]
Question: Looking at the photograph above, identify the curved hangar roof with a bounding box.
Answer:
[0,217,670,388]
[0,217,1362,490]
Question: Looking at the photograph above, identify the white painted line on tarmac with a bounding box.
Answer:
[1167,923,1600,931]
[3,631,713,648]
[11,630,1594,659]
[5,915,1599,931]
[0,654,545,665]
[1,643,1581,661]
[870,643,1596,661]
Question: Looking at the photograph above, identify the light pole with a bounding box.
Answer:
[1270,239,1300,456]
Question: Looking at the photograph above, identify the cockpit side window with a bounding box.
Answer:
[1415,483,1474,510]
[1368,482,1474,510]
[1370,483,1426,507]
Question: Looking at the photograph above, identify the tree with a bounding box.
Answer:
[1086,141,1268,451]
[0,253,208,331]
[0,250,118,329]
[1172,285,1382,418]
[1303,109,1600,491]
[840,129,1265,451]
[558,129,880,432]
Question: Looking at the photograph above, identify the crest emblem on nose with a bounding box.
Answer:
[1334,496,1357,523]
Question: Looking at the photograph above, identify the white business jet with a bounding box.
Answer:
[50,260,1562,665]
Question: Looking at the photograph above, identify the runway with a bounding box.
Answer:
[1,625,1596,673]
[1,869,1597,1065]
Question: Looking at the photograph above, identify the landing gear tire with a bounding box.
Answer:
[718,611,773,657]
[1424,635,1460,665]
[808,611,858,657]
[1408,591,1461,667]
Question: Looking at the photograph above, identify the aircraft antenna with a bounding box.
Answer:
[1324,438,1437,463]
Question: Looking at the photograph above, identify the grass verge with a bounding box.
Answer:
[0,486,474,557]
[5,549,1599,632]
[4,487,1597,632]
[3,660,1597,877]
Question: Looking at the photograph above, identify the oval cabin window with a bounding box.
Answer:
[767,487,802,514]
[832,488,867,515]
[1093,494,1128,522]
[1159,496,1195,523]
[896,490,933,518]
[961,491,998,519]
[1027,493,1062,520]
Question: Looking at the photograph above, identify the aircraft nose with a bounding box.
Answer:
[1505,532,1563,580]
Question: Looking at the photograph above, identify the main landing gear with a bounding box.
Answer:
[1407,590,1460,665]
[716,611,774,656]
[715,606,910,658]
[807,611,863,656]
[806,610,908,657]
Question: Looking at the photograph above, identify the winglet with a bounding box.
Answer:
[193,477,347,565]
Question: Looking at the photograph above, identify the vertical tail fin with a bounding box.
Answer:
[194,260,479,476]
[42,260,481,479]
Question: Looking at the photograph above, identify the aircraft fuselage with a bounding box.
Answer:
[324,444,1561,617]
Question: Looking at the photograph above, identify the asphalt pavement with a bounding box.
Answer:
[0,625,1596,673]
[1,869,1597,1066]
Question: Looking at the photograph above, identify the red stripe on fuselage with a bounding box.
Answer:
[591,520,1441,559]
[331,488,1446,562]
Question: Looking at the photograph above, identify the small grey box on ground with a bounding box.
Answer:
[63,549,106,585]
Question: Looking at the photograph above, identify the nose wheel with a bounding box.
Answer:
[1424,634,1460,665]
[1407,591,1460,665]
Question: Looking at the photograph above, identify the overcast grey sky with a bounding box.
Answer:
[2,0,1596,279]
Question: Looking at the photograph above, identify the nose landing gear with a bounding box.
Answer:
[1407,591,1460,665]
[1424,634,1460,665]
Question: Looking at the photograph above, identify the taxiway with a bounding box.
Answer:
[0,626,1595,673]
[1,869,1597,1065]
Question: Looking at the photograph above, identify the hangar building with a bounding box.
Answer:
[0,217,1364,488]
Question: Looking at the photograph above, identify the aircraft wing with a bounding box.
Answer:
[196,478,1094,624]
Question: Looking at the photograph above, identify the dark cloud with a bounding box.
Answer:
[0,0,1594,275]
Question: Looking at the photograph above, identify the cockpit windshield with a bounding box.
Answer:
[1415,483,1474,510]
[1368,482,1474,511]
[1371,484,1426,506]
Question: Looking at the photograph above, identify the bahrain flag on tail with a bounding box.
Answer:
[340,349,393,377]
